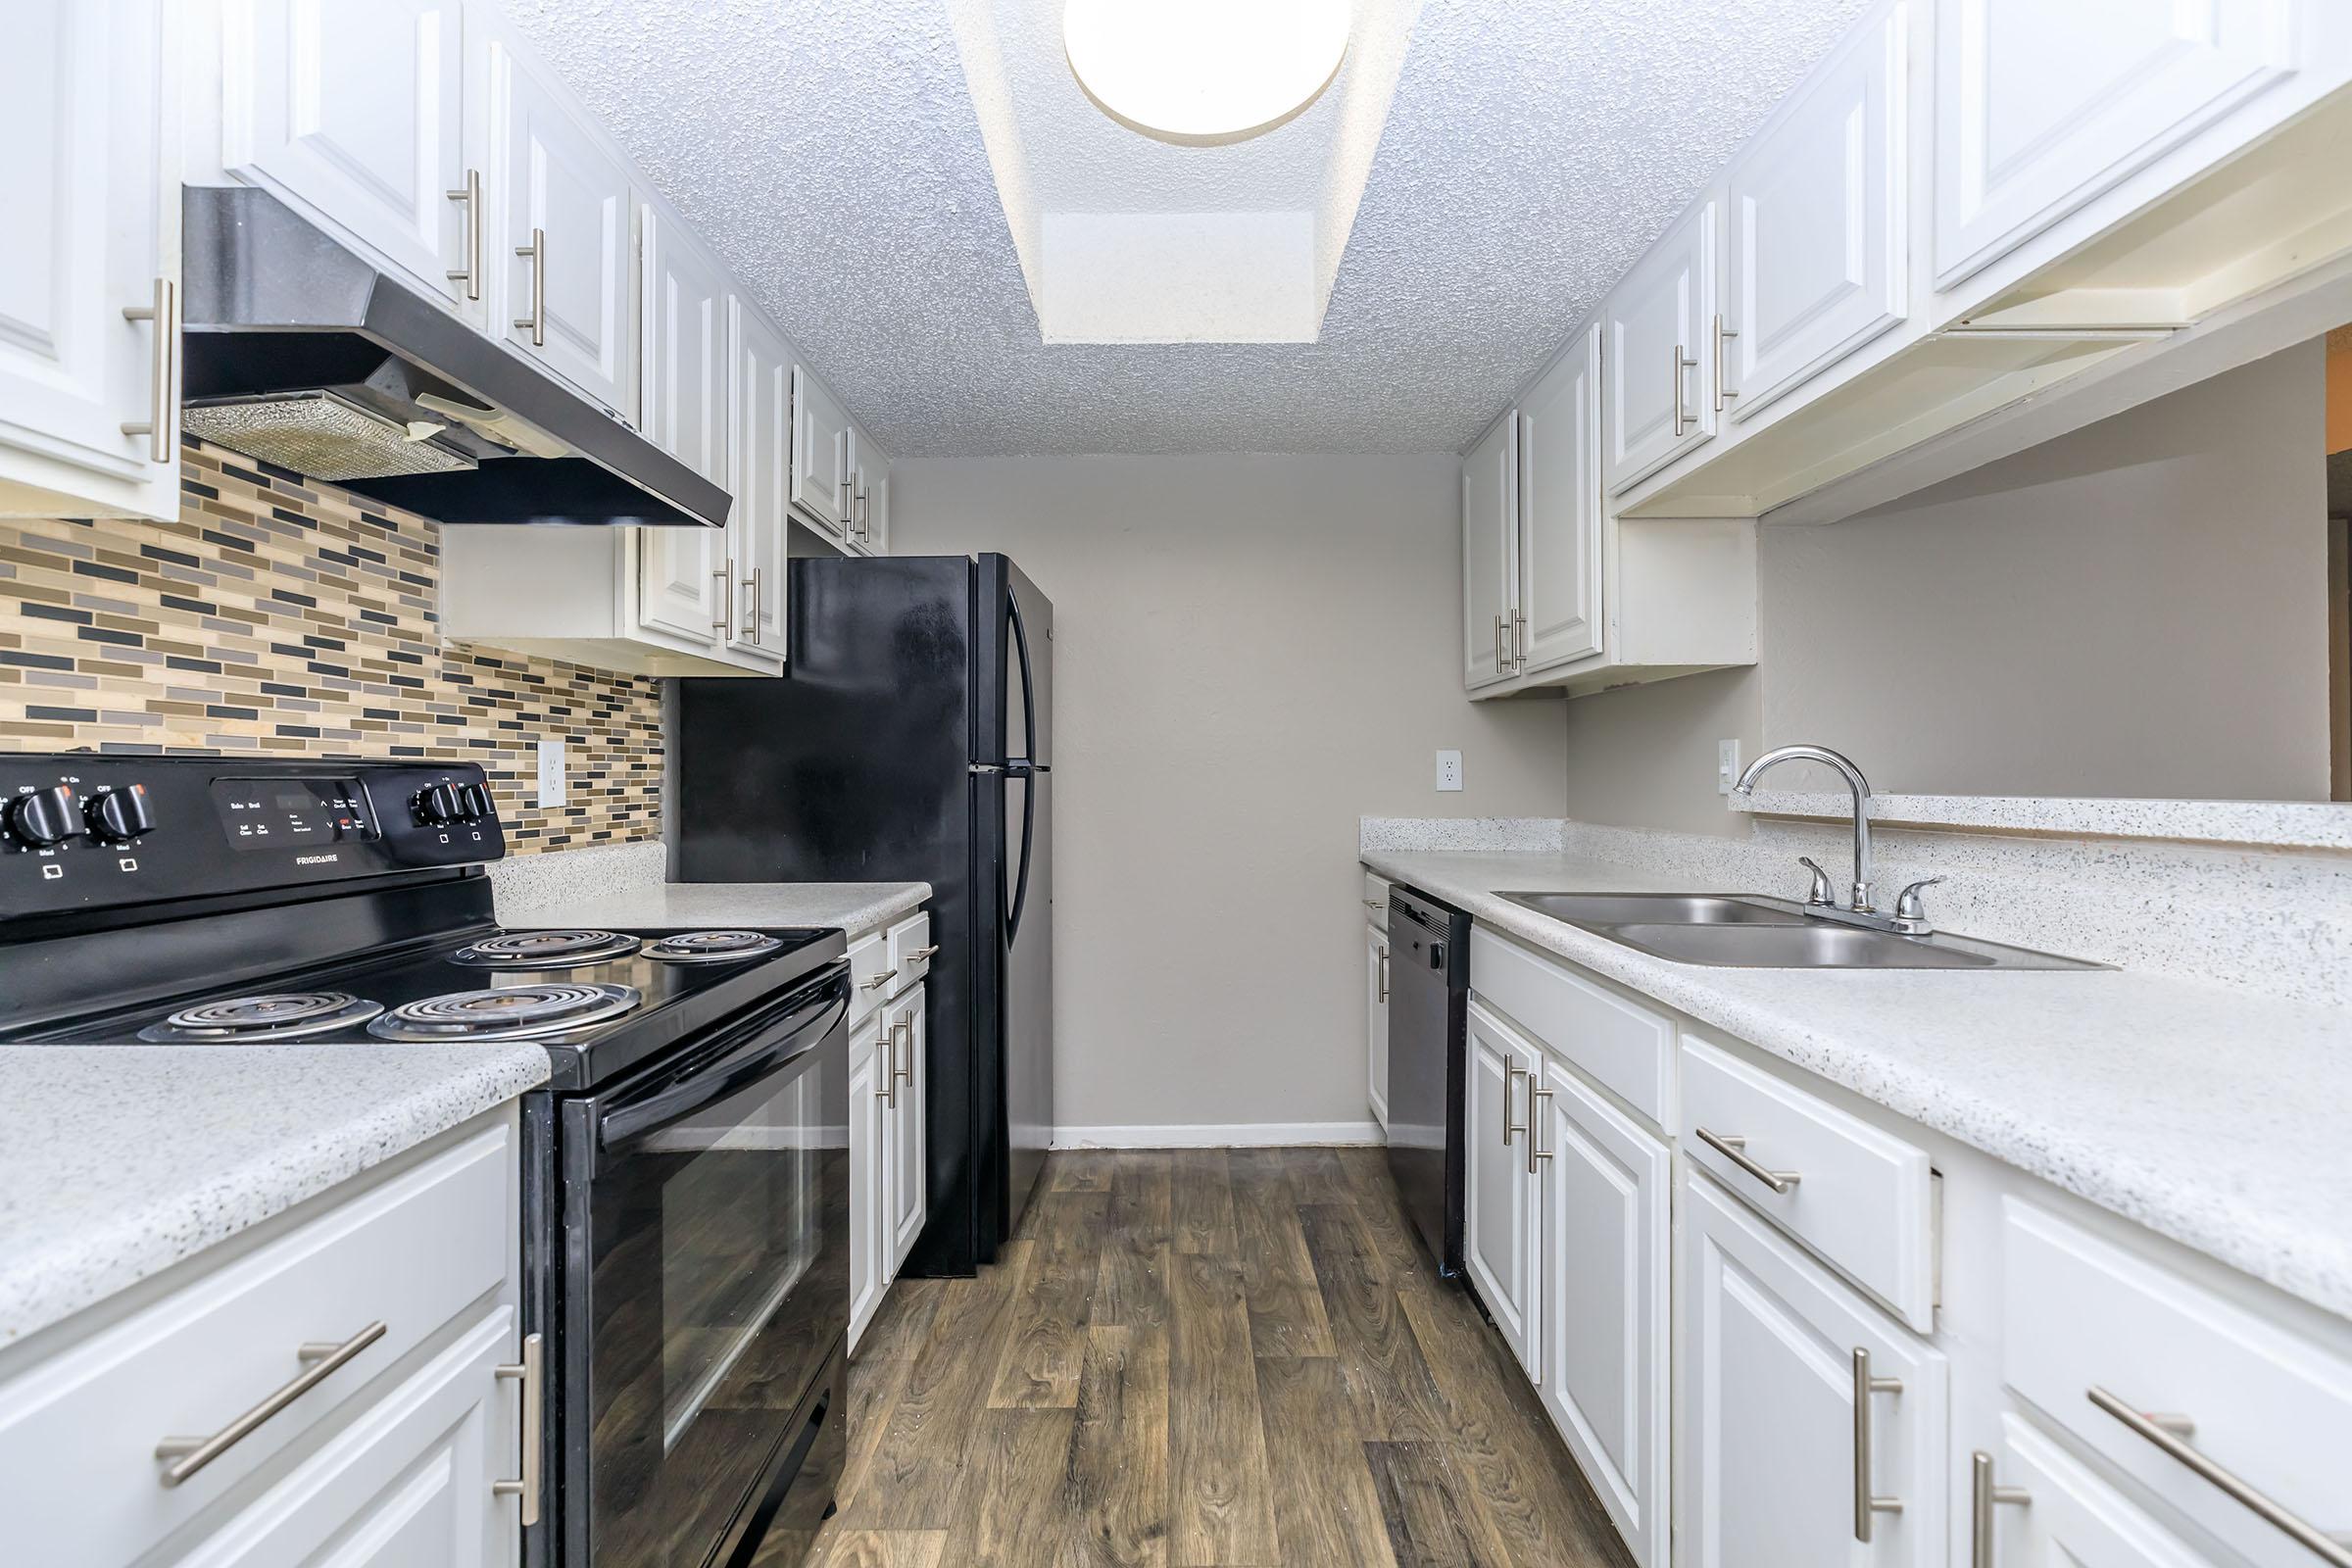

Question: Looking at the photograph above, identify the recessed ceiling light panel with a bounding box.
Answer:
[1063,0,1351,141]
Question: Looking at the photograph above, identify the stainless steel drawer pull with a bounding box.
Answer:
[1501,1054,1527,1147]
[1695,1126,1800,1194]
[446,170,483,299]
[893,1015,914,1087]
[2089,1386,2352,1566]
[1851,1348,1904,1542]
[514,227,546,346]
[1970,1451,2030,1568]
[1377,950,1389,1004]
[910,945,940,959]
[1670,342,1698,437]
[155,1320,386,1487]
[493,1333,544,1526]
[120,277,175,465]
[712,561,734,638]
[742,565,763,645]
[859,968,899,992]
[1527,1087,1553,1174]
[1363,899,1383,910]
[881,1018,901,1107]
[1713,313,1739,413]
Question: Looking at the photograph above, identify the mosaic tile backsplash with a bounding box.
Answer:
[0,441,662,853]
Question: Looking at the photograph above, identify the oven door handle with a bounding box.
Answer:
[597,985,849,1153]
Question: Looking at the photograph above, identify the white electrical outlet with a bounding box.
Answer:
[1717,738,1742,796]
[1436,750,1463,792]
[537,739,567,808]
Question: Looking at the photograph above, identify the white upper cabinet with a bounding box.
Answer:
[219,0,466,310]
[731,302,792,661]
[1461,414,1518,689]
[1514,327,1602,674]
[1602,198,1716,495]
[632,204,730,652]
[490,41,633,415]
[0,0,178,522]
[789,365,851,537]
[1933,0,2297,290]
[1724,2,1907,419]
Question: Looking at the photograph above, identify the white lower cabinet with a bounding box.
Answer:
[1537,1065,1670,1568]
[851,969,929,1351]
[1365,921,1390,1132]
[1463,1002,1541,1379]
[1680,1167,1947,1567]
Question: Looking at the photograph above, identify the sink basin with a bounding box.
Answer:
[1497,891,2102,970]
[1499,892,1806,926]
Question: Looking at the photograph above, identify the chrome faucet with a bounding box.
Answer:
[1733,744,1939,935]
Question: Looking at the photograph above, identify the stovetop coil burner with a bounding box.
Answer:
[451,929,642,967]
[136,991,386,1044]
[642,930,786,964]
[368,982,642,1042]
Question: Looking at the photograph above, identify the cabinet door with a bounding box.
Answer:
[1680,1170,1947,1568]
[1463,1003,1539,1379]
[730,303,790,662]
[640,206,729,487]
[1602,199,1715,494]
[172,1311,517,1568]
[1933,0,2295,289]
[1725,3,1906,418]
[889,986,928,1271]
[1515,328,1602,674]
[220,0,466,307]
[1461,415,1518,691]
[848,1015,890,1351]
[1538,1065,1670,1568]
[0,0,176,515]
[789,366,850,536]
[1366,923,1391,1131]
[493,43,632,413]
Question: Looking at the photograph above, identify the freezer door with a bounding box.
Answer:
[1003,763,1053,1229]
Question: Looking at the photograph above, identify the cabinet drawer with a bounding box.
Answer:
[885,909,934,992]
[0,1121,512,1567]
[848,929,890,1023]
[1680,1034,1935,1330]
[1470,926,1674,1127]
[1363,871,1391,930]
[2002,1200,2352,1568]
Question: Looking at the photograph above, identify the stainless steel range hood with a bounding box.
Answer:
[179,186,728,529]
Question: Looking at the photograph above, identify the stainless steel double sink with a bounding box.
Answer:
[1496,892,2100,970]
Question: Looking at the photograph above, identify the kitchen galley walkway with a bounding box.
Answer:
[783,1147,1637,1568]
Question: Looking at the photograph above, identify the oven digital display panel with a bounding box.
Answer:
[210,777,379,852]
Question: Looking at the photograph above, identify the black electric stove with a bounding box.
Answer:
[0,754,857,1568]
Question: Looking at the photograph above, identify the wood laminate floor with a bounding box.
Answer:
[806,1147,1639,1568]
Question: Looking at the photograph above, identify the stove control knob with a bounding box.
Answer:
[7,785,82,849]
[84,784,155,844]
[413,783,465,826]
[460,782,495,822]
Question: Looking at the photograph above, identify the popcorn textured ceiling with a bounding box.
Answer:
[505,0,1871,457]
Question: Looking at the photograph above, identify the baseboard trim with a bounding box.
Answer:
[1052,1121,1386,1150]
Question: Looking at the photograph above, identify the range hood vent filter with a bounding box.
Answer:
[181,390,479,483]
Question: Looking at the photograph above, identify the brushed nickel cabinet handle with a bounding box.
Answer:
[1377,949,1389,1004]
[1513,611,1528,670]
[514,226,546,346]
[711,560,735,639]
[882,1015,901,1107]
[1852,1348,1904,1542]
[1363,899,1383,910]
[155,1320,386,1487]
[910,945,940,959]
[740,565,762,646]
[859,968,899,992]
[1494,613,1508,674]
[2088,1387,2352,1565]
[1501,1054,1526,1147]
[446,170,482,299]
[1527,1087,1553,1174]
[1970,1451,2031,1568]
[1670,342,1699,437]
[493,1332,543,1526]
[1695,1126,1800,1194]
[1713,313,1738,413]
[894,1014,914,1087]
[120,277,174,465]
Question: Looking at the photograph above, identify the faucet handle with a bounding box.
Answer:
[1893,876,1945,922]
[1795,857,1836,907]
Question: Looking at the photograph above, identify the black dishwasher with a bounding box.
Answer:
[1386,887,1468,1276]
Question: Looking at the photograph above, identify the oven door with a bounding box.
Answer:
[556,966,850,1568]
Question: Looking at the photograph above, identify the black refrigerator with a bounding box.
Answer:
[672,553,1053,1276]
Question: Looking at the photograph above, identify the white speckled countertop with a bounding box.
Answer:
[493,880,932,938]
[1362,846,2352,1322]
[0,1044,548,1348]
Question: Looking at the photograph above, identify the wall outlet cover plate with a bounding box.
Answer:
[1437,750,1463,792]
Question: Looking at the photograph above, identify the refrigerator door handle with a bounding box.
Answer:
[1006,766,1037,945]
[968,763,1004,774]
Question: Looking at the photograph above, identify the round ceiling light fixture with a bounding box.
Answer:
[1063,0,1352,142]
